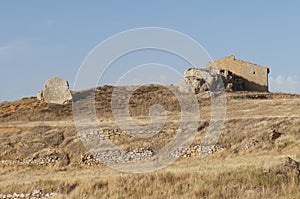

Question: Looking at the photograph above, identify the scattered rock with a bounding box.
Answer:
[32,189,42,195]
[0,190,58,199]
[283,157,300,171]
[276,173,288,180]
[244,138,259,149]
[58,183,78,194]
[25,149,70,167]
[37,91,43,101]
[269,130,282,142]
[273,157,300,182]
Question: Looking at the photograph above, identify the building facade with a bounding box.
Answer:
[206,55,270,92]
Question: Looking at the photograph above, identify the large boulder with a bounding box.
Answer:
[37,77,72,104]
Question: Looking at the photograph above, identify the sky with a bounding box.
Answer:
[1,1,300,102]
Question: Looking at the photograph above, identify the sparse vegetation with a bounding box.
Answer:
[0,86,300,198]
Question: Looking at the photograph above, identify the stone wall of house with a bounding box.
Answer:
[206,55,269,92]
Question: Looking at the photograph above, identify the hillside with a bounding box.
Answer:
[0,85,300,198]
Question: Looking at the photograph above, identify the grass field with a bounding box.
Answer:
[0,86,300,198]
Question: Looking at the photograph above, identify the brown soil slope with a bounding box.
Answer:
[1,85,299,163]
[0,85,300,198]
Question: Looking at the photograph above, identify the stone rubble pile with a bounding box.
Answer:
[80,144,224,165]
[25,154,61,166]
[170,145,202,157]
[282,157,300,173]
[0,190,58,199]
[244,138,259,149]
[80,148,154,165]
[0,152,68,166]
[179,68,244,94]
[270,157,300,182]
[170,144,224,157]
[0,143,224,167]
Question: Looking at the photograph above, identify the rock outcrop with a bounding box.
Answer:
[37,77,72,105]
[179,68,244,94]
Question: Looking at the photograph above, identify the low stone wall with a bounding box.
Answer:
[79,144,224,165]
[0,151,69,167]
[0,144,223,167]
[0,190,58,199]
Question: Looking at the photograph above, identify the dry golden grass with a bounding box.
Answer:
[1,88,300,198]
[1,155,300,198]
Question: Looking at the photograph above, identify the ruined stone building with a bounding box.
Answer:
[206,55,270,92]
[180,55,270,94]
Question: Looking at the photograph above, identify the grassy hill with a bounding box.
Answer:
[0,85,300,198]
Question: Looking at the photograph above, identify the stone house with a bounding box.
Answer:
[206,55,270,92]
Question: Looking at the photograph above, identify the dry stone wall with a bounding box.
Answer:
[0,190,58,199]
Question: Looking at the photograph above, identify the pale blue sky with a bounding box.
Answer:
[1,1,300,101]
